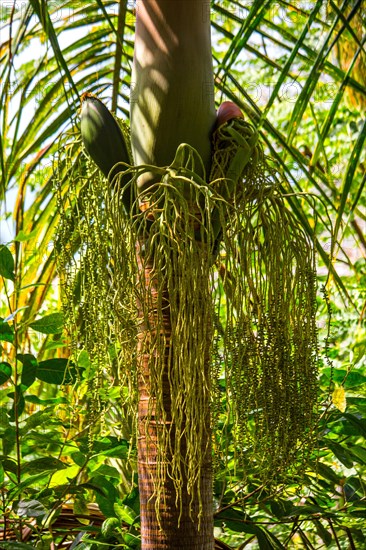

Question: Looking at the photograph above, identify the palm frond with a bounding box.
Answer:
[0,0,365,328]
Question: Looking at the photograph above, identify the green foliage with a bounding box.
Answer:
[0,1,365,547]
[0,246,15,282]
[0,244,139,548]
[212,259,366,548]
[29,313,64,335]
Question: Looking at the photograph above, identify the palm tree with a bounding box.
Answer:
[1,1,365,548]
[129,3,215,545]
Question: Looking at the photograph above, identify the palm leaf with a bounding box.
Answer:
[0,0,365,336]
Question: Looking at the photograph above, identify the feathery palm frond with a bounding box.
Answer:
[0,0,364,334]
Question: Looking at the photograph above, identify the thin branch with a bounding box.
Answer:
[344,526,357,550]
[298,526,317,549]
[326,517,342,550]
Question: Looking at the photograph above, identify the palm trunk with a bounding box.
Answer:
[131,2,216,546]
[136,241,214,549]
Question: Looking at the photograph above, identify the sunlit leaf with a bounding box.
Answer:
[49,464,80,488]
[113,503,137,526]
[14,229,39,242]
[29,312,64,334]
[333,386,347,412]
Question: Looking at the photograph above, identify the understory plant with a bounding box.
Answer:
[0,242,140,549]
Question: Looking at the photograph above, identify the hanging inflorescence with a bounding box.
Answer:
[55,112,319,519]
[210,118,319,480]
[54,132,123,432]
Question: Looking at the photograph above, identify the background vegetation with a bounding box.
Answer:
[0,1,365,548]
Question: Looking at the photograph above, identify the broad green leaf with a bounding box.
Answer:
[326,413,366,437]
[346,397,366,413]
[7,386,25,421]
[96,444,130,459]
[22,457,67,475]
[17,353,38,388]
[325,440,354,469]
[346,477,366,499]
[49,465,80,488]
[95,494,117,519]
[349,445,366,464]
[354,342,366,365]
[342,413,366,438]
[101,516,120,536]
[29,312,64,334]
[22,430,64,447]
[9,472,52,498]
[113,503,137,525]
[219,518,281,549]
[94,464,121,479]
[43,339,67,351]
[91,436,129,459]
[0,245,15,281]
[17,499,47,518]
[314,519,332,546]
[316,462,341,485]
[215,507,248,532]
[262,529,286,550]
[36,358,74,384]
[0,319,14,344]
[89,474,119,518]
[0,362,12,385]
[123,532,141,547]
[122,487,140,515]
[321,368,366,389]
[89,474,118,501]
[77,350,91,369]
[0,407,11,428]
[71,451,88,467]
[2,427,17,455]
[0,457,18,475]
[269,498,294,519]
